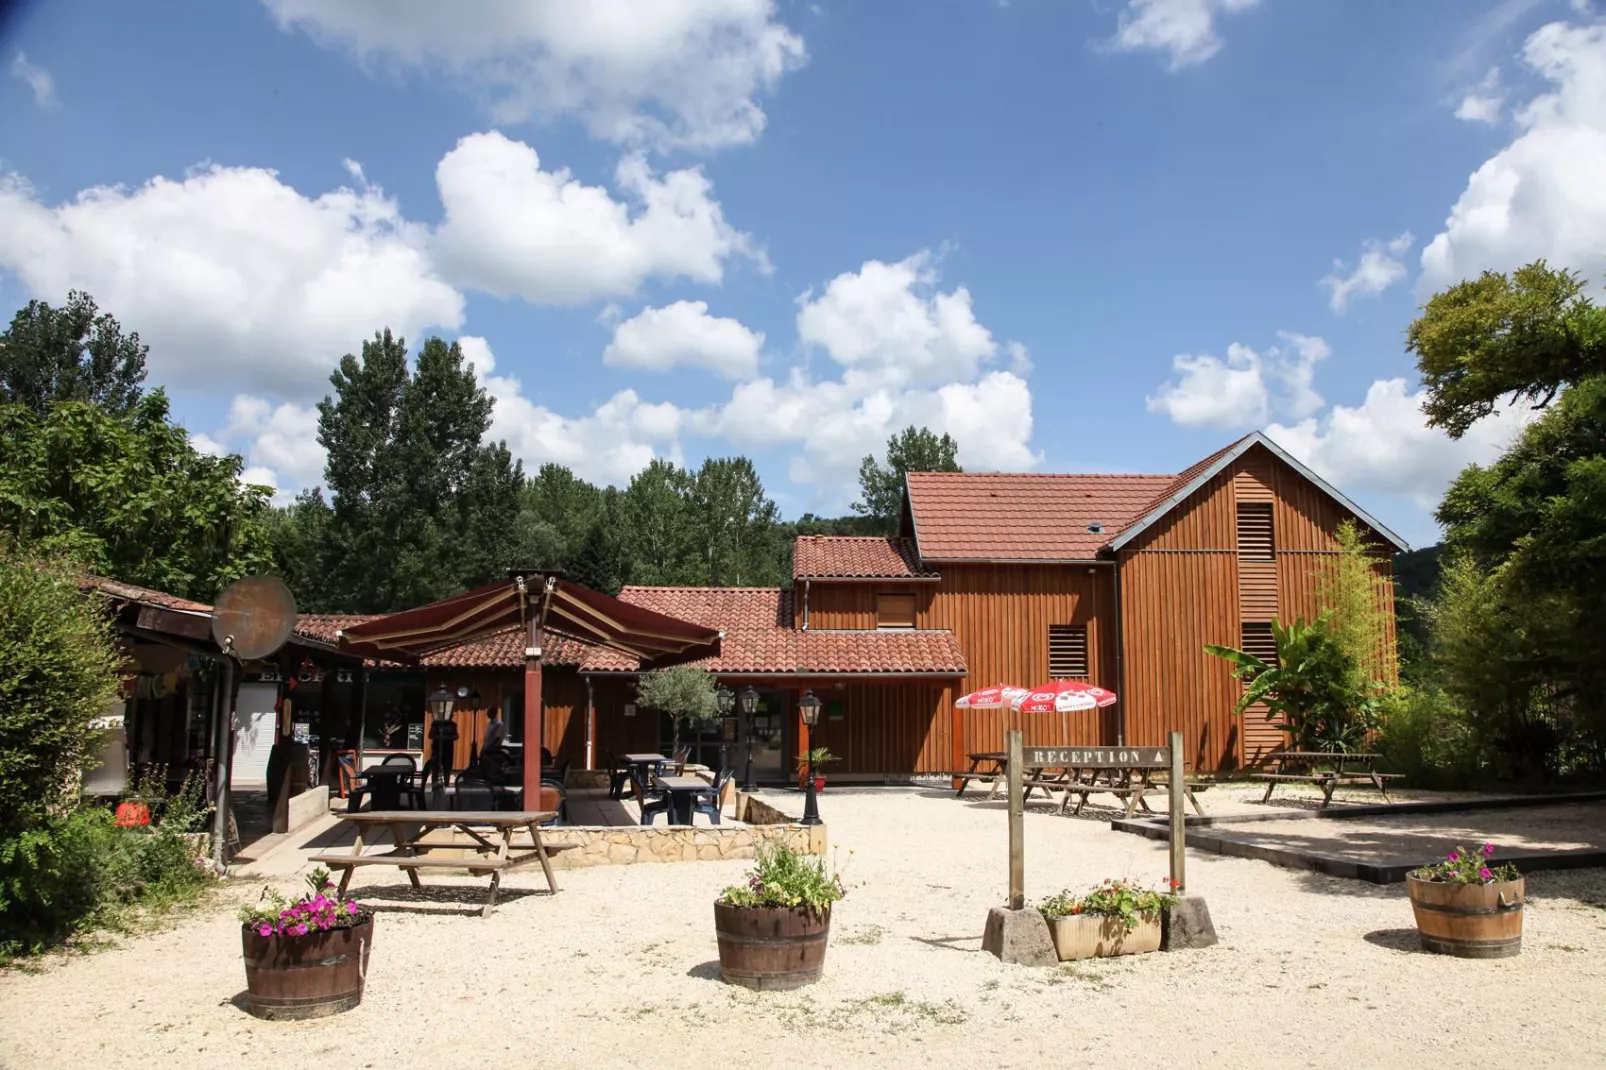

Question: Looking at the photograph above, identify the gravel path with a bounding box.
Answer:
[3,787,1604,1069]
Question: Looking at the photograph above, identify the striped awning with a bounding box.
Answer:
[336,575,722,667]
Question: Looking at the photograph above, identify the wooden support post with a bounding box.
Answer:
[1169,729,1185,894]
[1007,728,1024,910]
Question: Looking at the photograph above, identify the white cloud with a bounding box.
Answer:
[9,52,56,108]
[1268,378,1526,509]
[261,0,807,152]
[1421,21,1606,297]
[603,300,763,379]
[1108,0,1262,71]
[0,163,464,398]
[1321,232,1414,313]
[795,252,1005,388]
[1455,67,1505,123]
[432,132,763,306]
[697,368,1039,492]
[221,395,327,490]
[1147,332,1328,428]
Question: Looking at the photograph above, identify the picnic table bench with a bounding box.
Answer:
[947,751,1209,817]
[1254,751,1403,807]
[309,810,560,917]
[1023,764,1210,819]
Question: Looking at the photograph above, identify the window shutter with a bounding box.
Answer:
[1236,503,1273,560]
[876,593,916,629]
[1048,624,1089,678]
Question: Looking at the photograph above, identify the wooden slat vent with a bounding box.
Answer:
[1048,624,1089,678]
[1239,622,1279,666]
[1237,503,1274,561]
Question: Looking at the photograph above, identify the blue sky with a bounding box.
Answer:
[3,0,1604,547]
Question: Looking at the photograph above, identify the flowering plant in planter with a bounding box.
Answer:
[1037,878,1180,932]
[1410,843,1520,884]
[238,867,372,937]
[717,842,847,916]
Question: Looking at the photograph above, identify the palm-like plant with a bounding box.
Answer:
[1206,616,1381,752]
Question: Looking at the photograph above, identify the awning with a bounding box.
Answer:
[336,575,723,667]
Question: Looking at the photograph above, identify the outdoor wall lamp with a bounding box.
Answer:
[715,686,735,774]
[797,690,823,827]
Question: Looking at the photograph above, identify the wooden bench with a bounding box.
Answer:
[1253,752,1404,807]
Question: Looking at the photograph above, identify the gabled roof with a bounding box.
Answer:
[579,586,966,676]
[793,536,936,580]
[296,615,590,669]
[1107,431,1409,552]
[903,472,1174,561]
[86,576,212,614]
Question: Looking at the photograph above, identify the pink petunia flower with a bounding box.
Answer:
[346,902,359,914]
[1481,843,1495,857]
[257,924,273,937]
[1480,867,1493,880]
[1447,851,1459,861]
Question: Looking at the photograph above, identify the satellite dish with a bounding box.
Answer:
[211,576,297,661]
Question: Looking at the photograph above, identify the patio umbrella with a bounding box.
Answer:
[1012,679,1118,714]
[954,685,1029,709]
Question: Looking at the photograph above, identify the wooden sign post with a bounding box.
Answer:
[1169,730,1185,893]
[1007,729,1025,910]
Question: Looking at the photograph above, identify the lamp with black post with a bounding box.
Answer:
[425,684,458,794]
[797,690,823,827]
[715,685,735,776]
[739,686,759,791]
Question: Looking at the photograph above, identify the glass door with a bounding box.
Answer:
[743,688,789,782]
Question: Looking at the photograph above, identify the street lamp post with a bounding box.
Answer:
[715,686,735,774]
[797,690,822,827]
[738,686,759,791]
[425,684,457,793]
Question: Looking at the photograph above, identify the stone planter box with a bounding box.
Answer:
[1045,912,1162,960]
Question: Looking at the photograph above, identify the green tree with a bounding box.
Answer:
[0,393,274,601]
[1206,616,1380,752]
[686,456,784,586]
[622,459,695,586]
[634,665,719,754]
[523,463,605,571]
[0,291,147,416]
[567,493,631,596]
[314,330,527,611]
[1317,520,1398,693]
[1407,261,1606,778]
[853,426,961,533]
[266,489,336,611]
[0,548,121,838]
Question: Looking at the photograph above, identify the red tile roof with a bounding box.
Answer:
[579,587,966,676]
[793,536,935,580]
[294,615,588,669]
[905,472,1175,561]
[1116,434,1253,540]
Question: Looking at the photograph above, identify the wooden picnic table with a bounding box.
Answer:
[309,810,559,917]
[1255,750,1402,807]
[953,751,1207,818]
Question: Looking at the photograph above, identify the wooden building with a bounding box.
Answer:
[577,432,1407,779]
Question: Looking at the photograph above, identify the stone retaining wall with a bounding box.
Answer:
[733,792,798,826]
[541,822,826,869]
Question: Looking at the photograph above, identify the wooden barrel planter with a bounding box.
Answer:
[714,903,831,990]
[241,919,373,1020]
[1406,875,1524,959]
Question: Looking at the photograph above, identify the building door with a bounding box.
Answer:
[743,688,790,782]
[232,683,280,786]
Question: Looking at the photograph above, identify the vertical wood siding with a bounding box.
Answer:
[921,564,1119,766]
[805,681,951,775]
[806,583,932,630]
[421,668,587,768]
[1119,443,1400,771]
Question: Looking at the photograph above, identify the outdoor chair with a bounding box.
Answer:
[379,753,428,809]
[690,769,733,826]
[604,751,631,799]
[452,772,499,812]
[540,778,569,824]
[630,768,671,826]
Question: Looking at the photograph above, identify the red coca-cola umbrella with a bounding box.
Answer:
[1012,679,1118,715]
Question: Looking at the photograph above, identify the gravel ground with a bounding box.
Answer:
[3,786,1604,1070]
